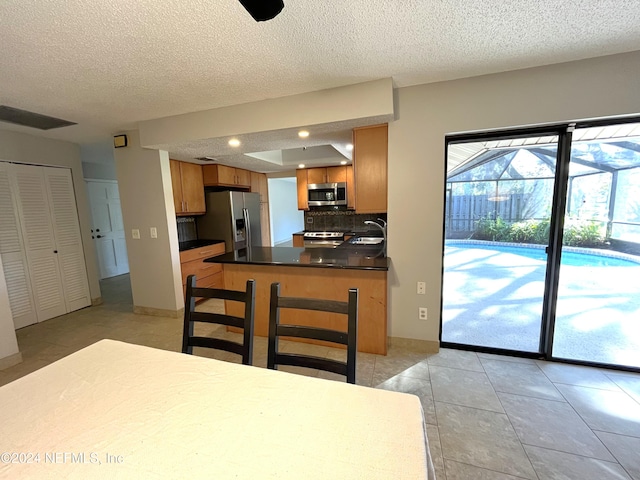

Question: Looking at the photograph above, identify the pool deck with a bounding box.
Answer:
[442,240,640,369]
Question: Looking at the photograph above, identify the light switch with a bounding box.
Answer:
[132,229,140,239]
[150,227,158,239]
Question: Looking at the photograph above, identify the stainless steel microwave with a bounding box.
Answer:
[308,182,347,206]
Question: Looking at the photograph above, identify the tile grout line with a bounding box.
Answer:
[444,458,535,480]
[492,380,541,480]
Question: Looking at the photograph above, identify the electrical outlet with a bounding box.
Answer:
[419,307,428,320]
[417,281,426,295]
[150,227,158,239]
[132,229,140,239]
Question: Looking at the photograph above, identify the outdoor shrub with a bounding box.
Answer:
[471,216,511,241]
[509,219,550,244]
[562,219,606,247]
[471,217,606,247]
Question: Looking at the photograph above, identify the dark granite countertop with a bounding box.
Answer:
[292,230,384,237]
[178,239,224,252]
[204,246,389,271]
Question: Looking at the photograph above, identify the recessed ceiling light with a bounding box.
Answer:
[340,161,347,165]
[228,138,241,147]
[346,143,353,151]
[298,130,309,138]
[298,164,305,168]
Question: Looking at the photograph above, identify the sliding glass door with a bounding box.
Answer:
[442,132,560,353]
[442,120,640,370]
[552,125,640,369]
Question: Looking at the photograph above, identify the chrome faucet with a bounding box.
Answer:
[364,218,387,256]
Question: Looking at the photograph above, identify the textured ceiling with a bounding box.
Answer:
[2,0,640,169]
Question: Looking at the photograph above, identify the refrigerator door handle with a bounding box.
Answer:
[243,208,251,248]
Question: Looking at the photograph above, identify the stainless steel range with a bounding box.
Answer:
[303,231,345,248]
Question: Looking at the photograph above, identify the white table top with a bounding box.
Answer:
[0,339,435,479]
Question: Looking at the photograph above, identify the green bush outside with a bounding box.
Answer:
[471,217,606,247]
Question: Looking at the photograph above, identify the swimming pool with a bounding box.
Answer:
[445,240,640,267]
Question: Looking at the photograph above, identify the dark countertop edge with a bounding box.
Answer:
[178,239,225,252]
[292,230,384,237]
[204,247,390,271]
[207,257,389,271]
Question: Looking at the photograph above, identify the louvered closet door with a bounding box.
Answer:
[0,162,37,328]
[11,164,67,321]
[44,168,91,312]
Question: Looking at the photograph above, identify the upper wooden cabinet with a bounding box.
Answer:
[202,164,251,188]
[296,165,354,210]
[170,160,205,215]
[353,124,388,213]
[250,171,269,203]
[306,166,347,184]
[296,169,308,210]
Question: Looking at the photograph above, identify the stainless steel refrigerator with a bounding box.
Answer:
[196,191,262,252]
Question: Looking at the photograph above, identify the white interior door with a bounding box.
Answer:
[86,180,129,279]
[11,164,67,322]
[0,162,37,328]
[45,168,91,312]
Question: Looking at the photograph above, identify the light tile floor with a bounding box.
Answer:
[1,274,639,479]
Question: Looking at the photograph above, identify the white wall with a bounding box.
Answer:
[81,140,117,180]
[268,177,304,244]
[113,130,183,314]
[0,255,20,366]
[387,51,640,342]
[138,78,394,148]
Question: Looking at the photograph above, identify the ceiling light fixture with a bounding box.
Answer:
[298,164,305,168]
[228,138,241,147]
[298,130,309,138]
[238,0,284,22]
[340,161,347,165]
[346,143,353,151]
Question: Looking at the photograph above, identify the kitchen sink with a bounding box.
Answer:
[348,236,384,245]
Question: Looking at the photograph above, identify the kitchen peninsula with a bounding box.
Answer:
[204,246,388,354]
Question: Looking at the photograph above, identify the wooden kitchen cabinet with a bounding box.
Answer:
[180,242,226,297]
[296,168,308,210]
[170,159,206,216]
[292,233,304,247]
[202,164,251,188]
[260,202,271,246]
[250,171,269,202]
[296,165,354,210]
[306,168,326,184]
[250,171,271,246]
[353,124,388,213]
[306,166,348,184]
[235,168,251,187]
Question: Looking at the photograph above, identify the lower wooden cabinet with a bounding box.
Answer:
[292,233,304,247]
[180,242,225,296]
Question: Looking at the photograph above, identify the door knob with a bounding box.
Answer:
[53,250,58,253]
[96,235,103,238]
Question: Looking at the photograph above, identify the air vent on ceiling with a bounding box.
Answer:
[0,105,77,130]
[195,157,218,162]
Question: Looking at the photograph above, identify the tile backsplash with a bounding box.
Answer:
[304,210,387,233]
[177,217,197,242]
